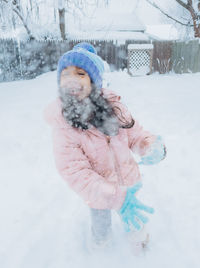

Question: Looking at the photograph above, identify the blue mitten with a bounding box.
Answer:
[139,135,166,165]
[118,182,154,232]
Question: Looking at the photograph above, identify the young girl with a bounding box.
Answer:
[44,42,166,254]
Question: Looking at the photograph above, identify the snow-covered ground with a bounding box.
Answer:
[0,70,200,268]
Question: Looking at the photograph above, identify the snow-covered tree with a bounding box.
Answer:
[1,0,34,39]
[0,0,110,40]
[58,0,65,39]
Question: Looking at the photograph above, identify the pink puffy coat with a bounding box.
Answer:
[44,88,156,210]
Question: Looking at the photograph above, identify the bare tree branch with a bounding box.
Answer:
[145,0,193,26]
[175,0,189,10]
[146,0,200,37]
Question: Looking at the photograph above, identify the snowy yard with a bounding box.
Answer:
[0,70,200,268]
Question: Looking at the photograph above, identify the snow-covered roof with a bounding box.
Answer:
[79,11,146,32]
[146,24,179,40]
[68,10,149,43]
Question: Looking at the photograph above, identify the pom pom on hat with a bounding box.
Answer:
[73,42,97,54]
[57,42,104,89]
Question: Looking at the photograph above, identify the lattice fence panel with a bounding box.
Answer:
[129,50,150,70]
[128,44,153,75]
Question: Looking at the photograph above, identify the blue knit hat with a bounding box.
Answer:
[57,42,104,89]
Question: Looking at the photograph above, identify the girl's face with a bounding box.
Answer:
[60,66,92,100]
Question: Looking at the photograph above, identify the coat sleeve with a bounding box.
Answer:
[126,120,157,156]
[51,126,127,210]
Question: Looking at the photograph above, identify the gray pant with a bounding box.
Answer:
[90,208,112,243]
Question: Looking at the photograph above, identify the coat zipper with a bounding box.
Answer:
[106,136,123,185]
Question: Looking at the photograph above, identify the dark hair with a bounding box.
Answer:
[112,105,135,129]
[90,83,135,128]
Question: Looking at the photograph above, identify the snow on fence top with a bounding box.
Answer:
[69,31,149,43]
[128,44,154,50]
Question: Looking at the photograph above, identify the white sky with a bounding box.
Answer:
[18,0,169,27]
